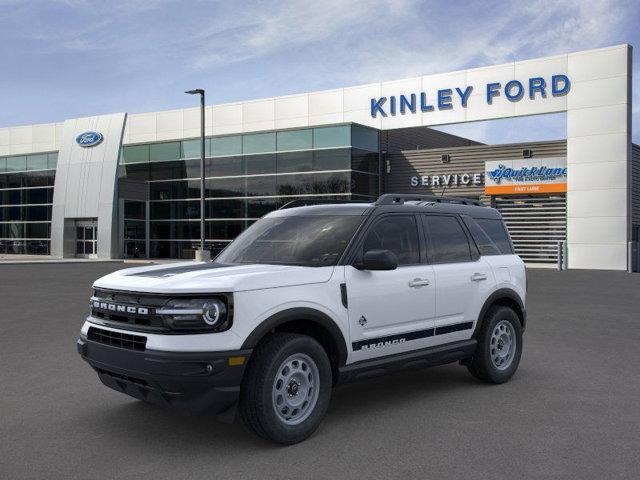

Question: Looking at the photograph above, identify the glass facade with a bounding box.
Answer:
[119,124,380,259]
[0,152,58,255]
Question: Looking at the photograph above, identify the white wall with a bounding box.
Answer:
[50,113,126,259]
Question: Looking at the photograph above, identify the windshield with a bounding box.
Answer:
[215,215,364,267]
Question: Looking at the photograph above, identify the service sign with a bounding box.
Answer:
[484,157,567,195]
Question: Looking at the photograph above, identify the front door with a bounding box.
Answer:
[76,221,98,258]
[346,214,436,361]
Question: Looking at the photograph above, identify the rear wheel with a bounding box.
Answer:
[467,306,522,384]
[239,333,332,444]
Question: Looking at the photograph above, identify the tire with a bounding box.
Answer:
[239,333,332,444]
[467,306,523,384]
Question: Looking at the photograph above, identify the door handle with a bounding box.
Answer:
[408,278,430,288]
[470,273,488,282]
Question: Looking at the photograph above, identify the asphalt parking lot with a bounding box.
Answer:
[1,263,639,479]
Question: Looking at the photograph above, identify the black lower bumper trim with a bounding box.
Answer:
[77,337,251,415]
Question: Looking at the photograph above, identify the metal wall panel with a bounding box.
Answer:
[384,139,566,197]
[494,195,567,264]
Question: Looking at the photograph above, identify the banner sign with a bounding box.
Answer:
[484,157,567,195]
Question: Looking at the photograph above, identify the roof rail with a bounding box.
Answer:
[375,194,485,207]
[279,199,370,210]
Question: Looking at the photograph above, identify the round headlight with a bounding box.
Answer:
[203,300,226,326]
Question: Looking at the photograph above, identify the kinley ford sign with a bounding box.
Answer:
[370,74,570,117]
[409,157,568,195]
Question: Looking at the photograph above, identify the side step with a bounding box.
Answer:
[337,339,477,384]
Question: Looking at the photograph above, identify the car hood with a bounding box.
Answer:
[93,262,335,294]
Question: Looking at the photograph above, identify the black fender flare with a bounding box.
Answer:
[473,288,526,337]
[241,307,349,366]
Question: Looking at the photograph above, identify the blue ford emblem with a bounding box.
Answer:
[76,131,103,147]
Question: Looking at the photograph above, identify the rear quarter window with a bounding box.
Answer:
[464,217,514,255]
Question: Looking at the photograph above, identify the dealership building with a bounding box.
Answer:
[0,44,637,271]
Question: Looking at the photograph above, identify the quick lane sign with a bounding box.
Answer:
[370,74,570,118]
[485,157,567,195]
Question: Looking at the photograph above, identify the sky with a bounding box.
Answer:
[0,0,638,144]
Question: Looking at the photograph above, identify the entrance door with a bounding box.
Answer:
[76,221,98,258]
[345,214,436,361]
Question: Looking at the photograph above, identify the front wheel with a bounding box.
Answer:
[239,333,332,444]
[467,306,523,384]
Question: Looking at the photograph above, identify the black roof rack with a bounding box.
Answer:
[279,199,370,210]
[375,194,485,207]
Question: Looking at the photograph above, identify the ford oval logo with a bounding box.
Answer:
[76,131,103,147]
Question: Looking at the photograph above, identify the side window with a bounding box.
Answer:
[462,216,500,256]
[423,215,472,264]
[362,215,420,266]
[475,218,514,255]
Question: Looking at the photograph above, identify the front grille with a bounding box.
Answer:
[88,326,147,351]
[90,289,168,331]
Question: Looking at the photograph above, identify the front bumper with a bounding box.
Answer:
[77,336,251,416]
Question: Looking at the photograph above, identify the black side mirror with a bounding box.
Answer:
[356,249,398,271]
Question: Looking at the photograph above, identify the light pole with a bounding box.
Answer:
[185,88,209,262]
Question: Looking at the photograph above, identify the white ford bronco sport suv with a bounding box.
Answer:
[78,194,526,444]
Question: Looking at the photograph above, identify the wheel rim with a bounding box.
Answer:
[490,320,516,370]
[272,353,320,426]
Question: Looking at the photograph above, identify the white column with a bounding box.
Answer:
[566,44,632,270]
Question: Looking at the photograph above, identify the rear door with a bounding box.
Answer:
[422,214,494,342]
[345,214,436,361]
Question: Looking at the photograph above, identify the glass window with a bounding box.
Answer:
[351,172,379,197]
[27,154,49,171]
[423,215,472,264]
[211,136,242,157]
[245,154,276,175]
[124,220,146,239]
[123,163,151,181]
[6,156,27,172]
[277,129,312,151]
[207,220,245,240]
[26,222,50,239]
[351,149,379,173]
[206,177,245,198]
[277,151,313,173]
[313,126,350,149]
[150,160,188,181]
[313,149,350,171]
[6,222,25,238]
[150,201,200,220]
[246,175,277,197]
[0,157,6,173]
[246,198,279,218]
[25,205,51,221]
[216,215,364,267]
[26,240,49,255]
[124,201,146,220]
[276,173,313,196]
[362,215,420,265]
[47,152,58,170]
[312,172,350,194]
[124,240,146,259]
[149,142,181,162]
[351,125,379,152]
[475,218,513,255]
[122,145,149,164]
[206,199,245,218]
[150,221,200,240]
[181,139,203,159]
[206,156,243,177]
[243,132,276,154]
